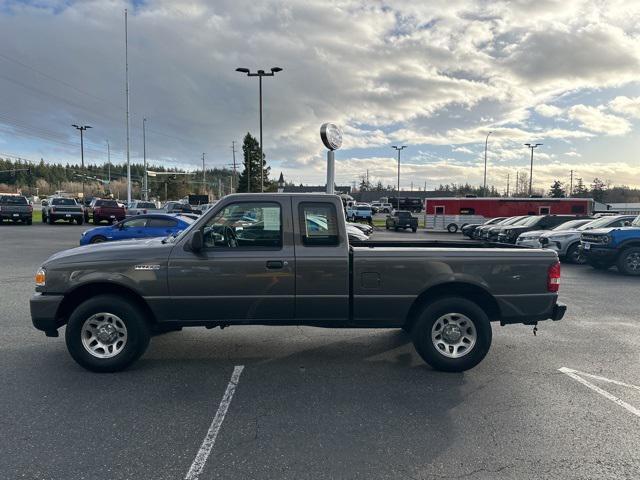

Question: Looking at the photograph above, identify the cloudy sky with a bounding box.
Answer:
[1,0,639,191]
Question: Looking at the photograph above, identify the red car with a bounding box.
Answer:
[84,198,126,225]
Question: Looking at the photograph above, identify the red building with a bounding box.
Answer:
[424,197,593,232]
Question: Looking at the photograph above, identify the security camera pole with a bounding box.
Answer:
[235,67,283,192]
[320,123,343,194]
[524,143,542,196]
[392,145,406,210]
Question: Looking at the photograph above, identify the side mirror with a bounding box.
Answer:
[191,229,203,252]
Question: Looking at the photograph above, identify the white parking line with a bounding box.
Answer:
[184,365,245,480]
[558,367,640,419]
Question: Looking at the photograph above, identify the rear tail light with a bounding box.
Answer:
[28,205,33,213]
[142,209,147,214]
[50,207,55,213]
[548,261,561,292]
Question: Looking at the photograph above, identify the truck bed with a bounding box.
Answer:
[351,239,524,249]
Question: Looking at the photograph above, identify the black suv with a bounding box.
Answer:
[497,215,583,244]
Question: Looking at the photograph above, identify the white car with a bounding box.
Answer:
[516,218,594,248]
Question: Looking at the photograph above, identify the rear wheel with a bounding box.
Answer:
[48,215,55,225]
[93,217,100,225]
[411,297,492,372]
[41,213,47,223]
[412,227,417,232]
[565,243,586,264]
[26,218,32,225]
[65,294,150,372]
[617,247,640,276]
[76,217,84,225]
[447,223,459,233]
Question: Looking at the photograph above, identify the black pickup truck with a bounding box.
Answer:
[31,194,565,373]
[385,210,418,232]
[0,195,32,224]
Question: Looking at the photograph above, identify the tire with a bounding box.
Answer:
[447,223,458,233]
[617,247,640,276]
[48,215,55,225]
[26,218,32,225]
[41,213,47,223]
[412,227,417,233]
[65,294,151,373]
[90,235,107,244]
[411,297,492,372]
[394,226,399,231]
[565,243,585,264]
[385,224,389,230]
[76,217,84,225]
[93,217,100,225]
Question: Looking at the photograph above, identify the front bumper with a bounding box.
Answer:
[581,245,617,263]
[30,293,65,336]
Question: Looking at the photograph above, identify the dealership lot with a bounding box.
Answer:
[0,224,639,479]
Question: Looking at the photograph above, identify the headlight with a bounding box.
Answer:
[35,267,46,287]
[602,235,611,244]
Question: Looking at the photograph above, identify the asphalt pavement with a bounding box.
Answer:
[0,222,638,479]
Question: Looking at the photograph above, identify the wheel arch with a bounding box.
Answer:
[404,282,500,330]
[56,282,156,327]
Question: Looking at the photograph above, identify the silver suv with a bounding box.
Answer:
[539,215,635,263]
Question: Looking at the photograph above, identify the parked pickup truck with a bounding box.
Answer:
[30,194,566,373]
[0,195,32,224]
[42,197,84,225]
[85,198,126,224]
[385,210,418,232]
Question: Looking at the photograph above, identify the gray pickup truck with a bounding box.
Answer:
[31,194,565,373]
[0,195,32,224]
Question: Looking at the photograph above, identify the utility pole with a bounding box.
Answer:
[72,124,91,198]
[569,170,574,197]
[235,67,284,192]
[106,140,111,183]
[424,181,427,191]
[506,173,510,196]
[124,9,132,204]
[411,181,413,191]
[392,145,407,210]
[202,152,206,194]
[231,141,237,193]
[143,118,147,200]
[483,131,492,196]
[218,178,222,198]
[524,143,542,196]
[515,171,519,196]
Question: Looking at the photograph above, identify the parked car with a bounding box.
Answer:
[462,217,506,239]
[498,215,586,244]
[85,198,126,225]
[516,218,594,248]
[580,215,640,274]
[346,204,373,222]
[80,213,193,245]
[347,221,373,236]
[163,201,201,215]
[385,210,418,232]
[31,193,565,373]
[0,195,32,224]
[480,216,528,241]
[42,197,84,225]
[475,216,523,240]
[126,200,159,216]
[540,215,636,264]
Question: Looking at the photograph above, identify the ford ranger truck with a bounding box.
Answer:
[30,194,566,373]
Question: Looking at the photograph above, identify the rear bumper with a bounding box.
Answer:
[49,212,83,220]
[496,294,566,325]
[0,212,31,220]
[30,293,65,336]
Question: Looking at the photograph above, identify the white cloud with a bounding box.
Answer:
[535,104,564,117]
[609,96,640,118]
[567,105,631,135]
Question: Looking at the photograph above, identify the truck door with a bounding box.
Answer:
[292,199,350,322]
[167,199,295,322]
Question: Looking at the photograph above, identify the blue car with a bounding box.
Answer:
[80,214,193,245]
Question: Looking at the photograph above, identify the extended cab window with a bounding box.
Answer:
[203,202,282,248]
[299,202,339,246]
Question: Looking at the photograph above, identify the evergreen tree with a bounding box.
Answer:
[237,132,271,193]
[572,178,589,197]
[590,178,606,203]
[548,180,566,198]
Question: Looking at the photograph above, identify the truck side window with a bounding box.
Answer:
[203,202,282,249]
[299,202,339,246]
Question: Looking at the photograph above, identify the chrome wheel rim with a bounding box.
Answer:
[626,252,640,271]
[81,312,128,359]
[431,313,476,359]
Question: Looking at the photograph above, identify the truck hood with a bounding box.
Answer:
[43,237,171,267]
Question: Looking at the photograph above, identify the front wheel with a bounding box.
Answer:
[617,247,640,276]
[65,294,151,372]
[411,297,492,372]
[90,235,107,244]
[565,243,585,264]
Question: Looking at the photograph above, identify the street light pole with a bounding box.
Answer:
[524,143,542,196]
[483,131,492,196]
[143,118,147,200]
[235,67,283,192]
[72,124,92,199]
[392,145,407,210]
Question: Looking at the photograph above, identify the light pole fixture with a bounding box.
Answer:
[72,124,92,198]
[524,143,542,196]
[483,131,492,197]
[142,118,147,200]
[321,123,343,194]
[235,66,283,193]
[392,145,407,210]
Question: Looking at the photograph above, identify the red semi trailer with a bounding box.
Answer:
[424,197,594,232]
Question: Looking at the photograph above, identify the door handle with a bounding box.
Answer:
[266,260,284,269]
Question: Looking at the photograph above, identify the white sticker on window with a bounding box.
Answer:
[263,207,280,231]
